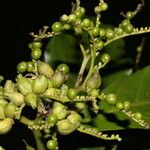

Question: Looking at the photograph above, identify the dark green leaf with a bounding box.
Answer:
[94,66,150,130]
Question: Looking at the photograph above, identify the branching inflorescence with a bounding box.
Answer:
[0,0,150,149]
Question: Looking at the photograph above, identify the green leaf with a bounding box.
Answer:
[45,33,82,65]
[94,66,150,131]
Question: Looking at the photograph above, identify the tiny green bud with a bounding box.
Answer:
[0,98,8,108]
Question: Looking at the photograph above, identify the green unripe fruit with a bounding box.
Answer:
[114,27,124,35]
[67,88,77,100]
[0,104,5,119]
[121,19,130,28]
[63,24,71,30]
[67,111,82,128]
[126,11,134,19]
[27,61,35,72]
[52,102,68,120]
[31,48,42,60]
[57,119,75,135]
[32,75,48,94]
[94,6,101,13]
[0,98,8,108]
[85,70,101,91]
[61,14,68,22]
[99,28,106,37]
[96,41,104,50]
[32,41,42,49]
[116,102,124,110]
[51,71,65,88]
[17,74,32,95]
[123,101,131,111]
[74,9,83,19]
[90,89,99,97]
[106,28,115,40]
[4,80,15,93]
[75,102,86,111]
[24,92,37,109]
[134,112,142,120]
[68,14,76,22]
[82,18,91,28]
[123,24,134,34]
[51,22,63,33]
[57,64,69,74]
[105,93,117,105]
[47,114,58,124]
[46,140,57,150]
[37,61,54,78]
[92,26,100,37]
[75,27,83,35]
[0,118,14,134]
[80,7,86,15]
[4,102,16,118]
[101,53,110,63]
[100,3,108,11]
[17,61,27,73]
[5,92,24,106]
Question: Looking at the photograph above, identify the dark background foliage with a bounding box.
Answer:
[0,0,150,149]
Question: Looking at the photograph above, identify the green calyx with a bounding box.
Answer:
[17,74,32,95]
[0,118,14,134]
[32,75,48,94]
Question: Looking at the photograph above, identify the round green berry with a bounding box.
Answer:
[101,53,110,63]
[32,41,42,49]
[121,19,130,28]
[100,3,108,11]
[105,93,117,105]
[27,61,35,72]
[46,140,57,150]
[92,26,100,37]
[51,22,63,33]
[99,28,106,37]
[123,101,131,111]
[63,24,71,30]
[116,102,124,110]
[96,41,104,50]
[79,7,86,15]
[75,27,83,35]
[67,88,77,100]
[90,89,99,97]
[123,24,134,34]
[61,14,68,22]
[17,61,27,73]
[68,14,76,22]
[82,18,91,28]
[47,114,58,124]
[31,48,42,60]
[106,28,115,40]
[74,9,83,19]
[134,112,142,120]
[57,64,69,74]
[115,27,124,35]
[126,11,134,19]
